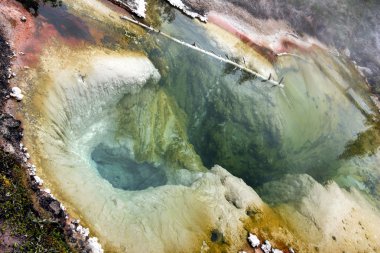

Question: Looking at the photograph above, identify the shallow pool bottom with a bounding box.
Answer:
[91,143,168,190]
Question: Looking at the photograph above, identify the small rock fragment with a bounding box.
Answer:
[69,223,75,230]
[200,241,210,252]
[3,143,15,154]
[49,200,61,215]
[343,48,350,58]
[20,16,27,22]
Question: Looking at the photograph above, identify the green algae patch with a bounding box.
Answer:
[0,151,71,252]
[115,87,205,172]
[340,119,380,159]
[144,0,176,28]
[161,38,372,186]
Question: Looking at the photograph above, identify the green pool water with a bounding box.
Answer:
[99,12,373,188]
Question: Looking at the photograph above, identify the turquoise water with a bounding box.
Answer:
[22,0,380,197]
[96,12,371,189]
[91,143,167,190]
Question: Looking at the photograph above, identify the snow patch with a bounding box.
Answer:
[261,240,272,253]
[112,0,146,17]
[10,87,24,101]
[88,237,104,253]
[165,0,207,22]
[247,233,260,248]
[33,176,43,186]
[133,0,146,17]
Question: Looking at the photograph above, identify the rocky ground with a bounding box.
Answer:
[0,2,104,251]
[0,29,72,252]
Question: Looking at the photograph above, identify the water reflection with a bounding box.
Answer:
[39,3,94,42]
[154,17,370,186]
[16,0,62,16]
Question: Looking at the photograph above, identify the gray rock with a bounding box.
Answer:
[49,200,62,215]
[3,143,15,154]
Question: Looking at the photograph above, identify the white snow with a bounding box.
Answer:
[43,188,51,194]
[247,233,260,248]
[112,0,146,17]
[133,0,146,18]
[88,237,104,253]
[10,87,24,101]
[261,240,272,253]
[33,176,44,186]
[60,203,66,211]
[76,225,90,237]
[165,0,207,22]
[165,0,185,9]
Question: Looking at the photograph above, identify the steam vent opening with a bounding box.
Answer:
[91,143,167,190]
